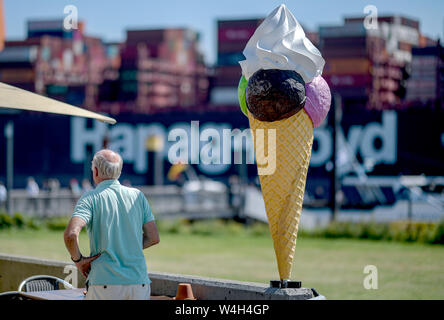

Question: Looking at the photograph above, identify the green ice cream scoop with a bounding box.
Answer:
[238,75,248,117]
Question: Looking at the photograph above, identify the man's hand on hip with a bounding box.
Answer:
[75,253,101,278]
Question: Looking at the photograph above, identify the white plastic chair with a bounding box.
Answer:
[18,275,74,292]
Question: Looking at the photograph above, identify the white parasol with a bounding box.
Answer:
[0,82,116,124]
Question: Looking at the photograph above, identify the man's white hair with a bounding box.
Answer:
[92,149,123,179]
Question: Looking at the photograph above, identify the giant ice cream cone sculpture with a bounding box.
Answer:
[238,4,331,282]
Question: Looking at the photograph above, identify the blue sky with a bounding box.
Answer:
[4,0,444,65]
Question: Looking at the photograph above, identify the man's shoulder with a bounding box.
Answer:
[77,189,95,202]
[120,185,145,197]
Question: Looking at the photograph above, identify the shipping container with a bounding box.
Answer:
[321,36,368,59]
[306,32,319,46]
[322,47,368,59]
[217,52,245,67]
[66,86,86,106]
[0,46,38,63]
[213,77,239,87]
[407,80,437,90]
[323,58,370,75]
[344,16,419,30]
[0,68,35,83]
[319,23,366,39]
[218,41,247,53]
[410,71,437,81]
[322,36,367,47]
[412,46,442,56]
[371,65,403,79]
[1,108,443,193]
[126,29,166,46]
[210,86,238,105]
[1,82,35,92]
[218,26,257,44]
[398,41,412,52]
[324,74,372,87]
[331,87,368,98]
[216,65,242,78]
[411,56,438,67]
[217,19,263,29]
[27,19,74,39]
[379,78,398,91]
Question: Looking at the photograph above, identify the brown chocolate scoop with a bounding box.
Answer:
[246,69,306,122]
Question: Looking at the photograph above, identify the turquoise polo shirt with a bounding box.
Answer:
[72,179,154,285]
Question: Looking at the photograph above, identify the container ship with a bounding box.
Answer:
[0,13,443,212]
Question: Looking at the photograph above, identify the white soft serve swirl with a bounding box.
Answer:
[239,4,325,83]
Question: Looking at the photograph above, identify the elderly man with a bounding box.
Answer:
[64,149,159,300]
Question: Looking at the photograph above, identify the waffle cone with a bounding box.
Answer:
[248,109,313,280]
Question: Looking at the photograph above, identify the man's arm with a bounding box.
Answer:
[142,220,160,249]
[64,217,85,261]
[64,217,100,278]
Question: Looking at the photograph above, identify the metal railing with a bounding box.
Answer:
[6,185,233,219]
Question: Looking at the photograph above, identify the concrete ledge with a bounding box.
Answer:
[0,253,314,300]
[149,271,313,300]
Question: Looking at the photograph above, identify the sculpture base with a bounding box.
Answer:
[270,279,302,289]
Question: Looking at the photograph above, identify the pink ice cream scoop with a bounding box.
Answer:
[304,75,331,128]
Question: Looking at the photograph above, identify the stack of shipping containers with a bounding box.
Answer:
[0,39,38,92]
[405,45,444,108]
[118,28,209,114]
[210,19,262,107]
[28,20,87,106]
[0,19,112,112]
[320,23,372,109]
[320,16,420,110]
[96,42,122,115]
